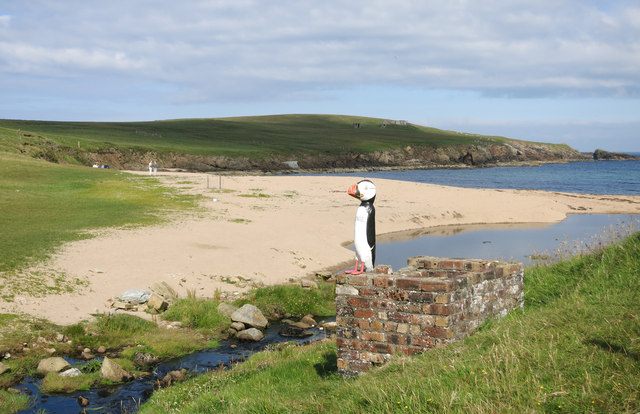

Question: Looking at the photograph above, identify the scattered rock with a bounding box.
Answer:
[226,328,238,337]
[231,304,268,329]
[278,325,313,338]
[83,348,91,354]
[117,289,151,305]
[37,357,70,375]
[289,321,311,330]
[3,353,10,359]
[81,350,94,360]
[300,279,318,289]
[59,368,82,378]
[111,300,134,310]
[217,302,238,318]
[77,396,90,407]
[45,348,56,355]
[236,328,264,341]
[55,333,67,342]
[315,271,333,280]
[158,369,187,387]
[282,319,296,326]
[147,293,169,312]
[321,321,337,332]
[101,357,132,382]
[150,281,179,303]
[301,315,317,326]
[133,352,159,366]
[0,361,9,375]
[230,322,245,331]
[97,346,106,354]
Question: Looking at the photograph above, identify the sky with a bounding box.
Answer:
[0,0,639,151]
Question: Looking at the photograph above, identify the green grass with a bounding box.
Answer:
[0,389,29,413]
[163,298,231,331]
[0,115,569,160]
[0,153,198,297]
[234,282,336,319]
[141,233,640,413]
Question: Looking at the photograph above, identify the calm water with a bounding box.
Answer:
[323,160,640,195]
[372,214,639,270]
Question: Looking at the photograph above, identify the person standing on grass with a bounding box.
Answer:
[148,160,157,175]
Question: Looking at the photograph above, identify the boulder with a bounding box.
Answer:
[300,279,318,289]
[301,315,317,326]
[158,369,187,387]
[77,396,90,407]
[0,361,9,375]
[133,352,158,366]
[289,321,311,329]
[59,368,82,378]
[217,302,238,318]
[97,346,106,354]
[321,321,337,332]
[231,304,268,328]
[117,289,151,305]
[150,281,179,303]
[230,322,245,331]
[315,271,333,280]
[37,357,70,375]
[147,293,169,312]
[101,357,132,382]
[81,350,94,360]
[236,328,264,341]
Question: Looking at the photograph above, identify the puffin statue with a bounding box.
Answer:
[346,179,376,274]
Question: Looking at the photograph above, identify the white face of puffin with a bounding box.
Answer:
[347,179,376,202]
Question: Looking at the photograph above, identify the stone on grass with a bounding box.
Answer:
[301,315,317,326]
[101,357,132,382]
[231,304,268,328]
[117,289,151,304]
[230,322,245,331]
[0,361,9,375]
[147,293,169,312]
[217,302,238,318]
[59,368,82,378]
[300,279,318,289]
[37,357,70,375]
[97,346,106,354]
[236,328,264,341]
[321,321,337,332]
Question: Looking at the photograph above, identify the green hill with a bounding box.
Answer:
[0,114,583,170]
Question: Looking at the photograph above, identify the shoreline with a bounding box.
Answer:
[1,172,639,324]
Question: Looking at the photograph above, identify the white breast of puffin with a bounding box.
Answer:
[354,205,370,251]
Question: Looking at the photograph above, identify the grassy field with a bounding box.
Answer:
[0,153,198,297]
[140,233,640,414]
[0,115,567,158]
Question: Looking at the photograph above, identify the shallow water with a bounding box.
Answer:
[370,214,640,270]
[16,321,330,414]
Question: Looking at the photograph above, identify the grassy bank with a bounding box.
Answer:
[0,115,570,159]
[0,153,198,298]
[141,233,640,413]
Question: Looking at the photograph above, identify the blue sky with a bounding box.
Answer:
[1,1,639,151]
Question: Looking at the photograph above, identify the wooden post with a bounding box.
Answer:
[219,175,222,189]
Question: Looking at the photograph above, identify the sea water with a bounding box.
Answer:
[324,159,640,195]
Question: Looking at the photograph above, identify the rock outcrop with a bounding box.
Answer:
[231,304,268,329]
[593,149,639,160]
[37,357,70,375]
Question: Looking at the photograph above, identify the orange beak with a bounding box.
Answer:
[347,183,359,199]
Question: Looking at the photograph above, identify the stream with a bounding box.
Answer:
[15,321,331,414]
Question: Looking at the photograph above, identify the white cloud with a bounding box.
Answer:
[0,1,639,102]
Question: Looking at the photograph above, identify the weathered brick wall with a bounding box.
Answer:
[335,256,524,376]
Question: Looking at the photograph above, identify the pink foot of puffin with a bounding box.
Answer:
[345,261,366,275]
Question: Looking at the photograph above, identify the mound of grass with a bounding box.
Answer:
[163,298,230,331]
[0,115,569,159]
[0,389,29,413]
[141,234,640,413]
[0,153,198,298]
[41,372,96,394]
[235,282,336,319]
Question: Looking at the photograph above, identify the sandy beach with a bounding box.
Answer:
[2,172,639,324]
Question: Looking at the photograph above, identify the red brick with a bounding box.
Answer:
[354,309,374,318]
[348,275,370,286]
[347,297,370,308]
[395,278,422,290]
